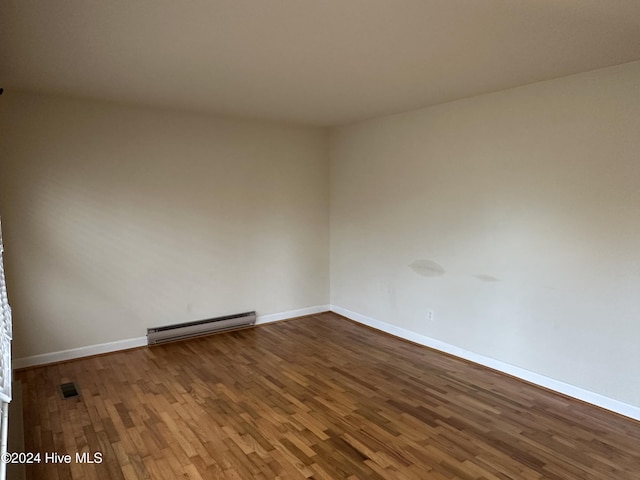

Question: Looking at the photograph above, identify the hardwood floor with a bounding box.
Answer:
[14,312,640,479]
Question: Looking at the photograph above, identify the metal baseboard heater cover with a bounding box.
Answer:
[147,311,256,345]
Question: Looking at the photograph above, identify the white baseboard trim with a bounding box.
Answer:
[330,305,640,422]
[13,305,330,369]
[13,336,148,370]
[256,304,330,325]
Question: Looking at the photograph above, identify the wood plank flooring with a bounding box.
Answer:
[14,312,640,479]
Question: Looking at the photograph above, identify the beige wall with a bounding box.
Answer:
[0,93,329,359]
[2,61,639,408]
[330,61,640,407]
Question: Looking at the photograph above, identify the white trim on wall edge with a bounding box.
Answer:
[256,305,329,325]
[330,305,640,422]
[13,305,330,369]
[13,336,148,370]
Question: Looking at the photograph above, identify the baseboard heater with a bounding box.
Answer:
[147,311,256,345]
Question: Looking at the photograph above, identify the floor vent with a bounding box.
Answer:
[147,311,257,345]
[59,382,79,399]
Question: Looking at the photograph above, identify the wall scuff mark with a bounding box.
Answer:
[409,260,445,277]
[474,274,500,282]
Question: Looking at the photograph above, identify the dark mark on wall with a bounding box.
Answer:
[474,274,500,282]
[409,260,445,277]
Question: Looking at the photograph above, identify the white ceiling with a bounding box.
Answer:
[2,0,640,126]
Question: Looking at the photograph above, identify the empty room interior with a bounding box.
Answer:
[1,1,640,479]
